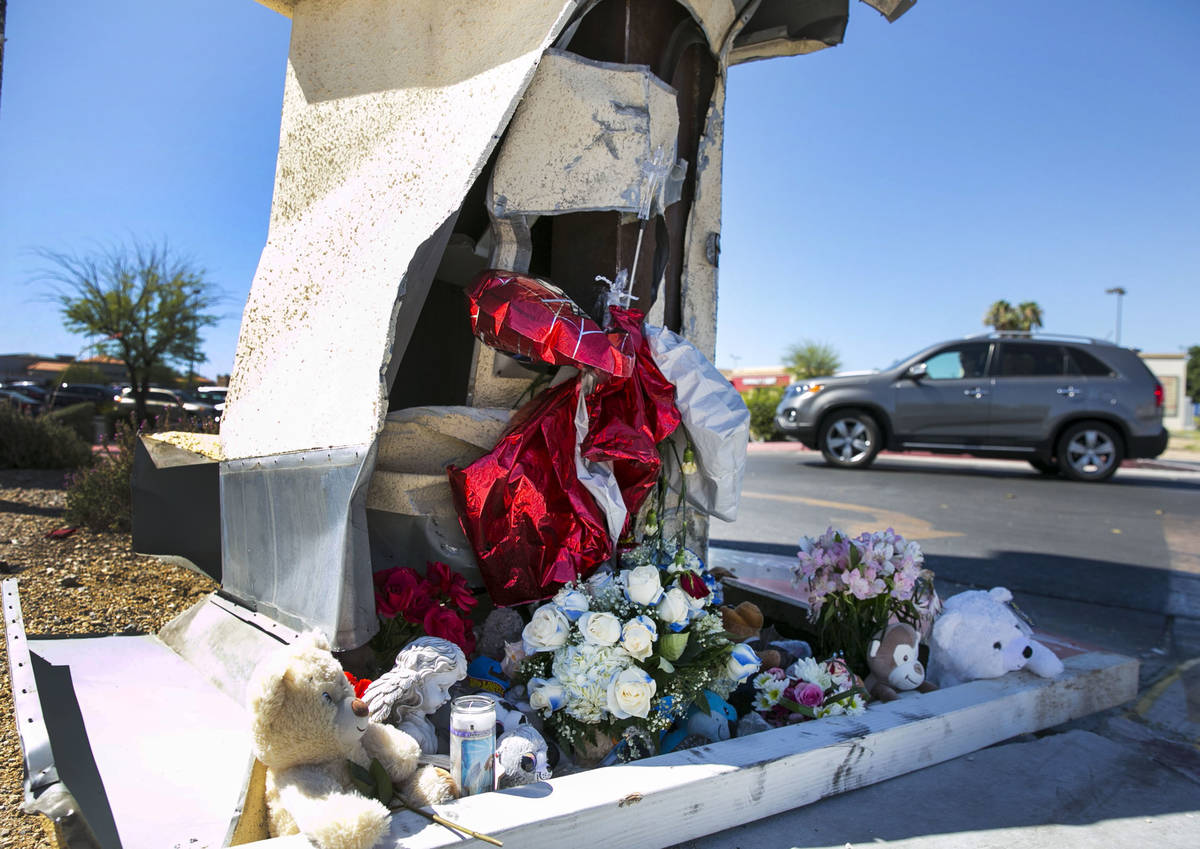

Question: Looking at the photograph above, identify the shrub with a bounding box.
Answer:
[64,413,219,532]
[743,386,786,441]
[64,420,138,532]
[47,402,97,443]
[0,404,92,469]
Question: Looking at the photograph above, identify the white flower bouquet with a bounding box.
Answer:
[515,540,760,758]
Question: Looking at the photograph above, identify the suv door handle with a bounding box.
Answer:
[963,387,988,399]
[1056,385,1080,398]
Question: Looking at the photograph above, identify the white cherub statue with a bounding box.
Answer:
[363,636,468,753]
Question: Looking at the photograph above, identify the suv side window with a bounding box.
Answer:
[923,343,990,380]
[996,343,1066,377]
[1065,346,1115,377]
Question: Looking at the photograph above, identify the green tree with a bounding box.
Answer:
[983,299,1044,332]
[783,339,841,380]
[39,241,219,423]
[1187,345,1200,401]
[1016,301,1044,331]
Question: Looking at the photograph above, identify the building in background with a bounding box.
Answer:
[1140,353,1193,431]
[723,366,790,393]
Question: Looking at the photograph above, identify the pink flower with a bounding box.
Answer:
[796,682,824,708]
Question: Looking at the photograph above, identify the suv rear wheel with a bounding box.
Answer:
[1057,421,1122,482]
[819,409,881,469]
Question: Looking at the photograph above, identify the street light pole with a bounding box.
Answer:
[1105,287,1126,345]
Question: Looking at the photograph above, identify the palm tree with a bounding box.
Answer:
[983,300,1019,331]
[983,300,1044,332]
[1016,301,1044,331]
[783,339,841,380]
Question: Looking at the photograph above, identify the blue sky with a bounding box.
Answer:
[2,1,1197,379]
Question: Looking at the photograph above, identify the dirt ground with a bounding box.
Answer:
[0,470,217,847]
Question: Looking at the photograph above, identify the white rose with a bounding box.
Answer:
[522,604,570,653]
[620,616,658,661]
[553,587,590,621]
[606,667,657,719]
[623,565,665,606]
[657,587,691,631]
[528,677,567,716]
[725,642,762,683]
[578,611,621,646]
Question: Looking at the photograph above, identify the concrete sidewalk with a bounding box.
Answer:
[671,586,1200,849]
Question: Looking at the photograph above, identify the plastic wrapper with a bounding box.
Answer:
[645,324,749,522]
[467,270,634,378]
[582,307,681,529]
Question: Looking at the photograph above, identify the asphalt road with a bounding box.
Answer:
[711,447,1200,625]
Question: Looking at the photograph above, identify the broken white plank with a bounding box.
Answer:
[277,650,1132,849]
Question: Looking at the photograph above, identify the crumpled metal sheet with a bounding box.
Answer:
[490,49,685,219]
[645,324,750,522]
[220,444,379,650]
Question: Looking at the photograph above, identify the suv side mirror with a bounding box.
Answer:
[905,363,928,380]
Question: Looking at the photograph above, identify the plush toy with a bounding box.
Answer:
[928,587,1065,688]
[864,622,937,702]
[247,631,459,849]
[494,725,553,788]
[720,601,764,642]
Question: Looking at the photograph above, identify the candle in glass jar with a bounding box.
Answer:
[449,695,496,796]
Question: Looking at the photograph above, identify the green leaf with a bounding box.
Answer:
[658,632,689,662]
[825,686,867,705]
[778,698,815,718]
[657,656,676,674]
[369,758,394,805]
[347,760,376,797]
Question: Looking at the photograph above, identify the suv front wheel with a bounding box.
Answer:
[1056,421,1123,482]
[819,409,881,469]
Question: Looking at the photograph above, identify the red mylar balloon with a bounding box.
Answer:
[467,270,634,379]
[447,380,613,607]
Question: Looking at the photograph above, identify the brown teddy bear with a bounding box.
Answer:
[864,622,938,703]
[247,631,459,849]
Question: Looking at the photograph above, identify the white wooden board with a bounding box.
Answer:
[241,650,1137,849]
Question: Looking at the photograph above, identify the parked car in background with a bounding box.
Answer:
[113,387,218,419]
[2,382,48,403]
[774,332,1167,482]
[51,383,118,410]
[193,385,227,414]
[0,388,43,415]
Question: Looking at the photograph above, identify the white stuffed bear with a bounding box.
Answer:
[247,631,458,849]
[927,587,1064,688]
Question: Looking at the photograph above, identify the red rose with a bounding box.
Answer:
[680,570,710,600]
[423,604,477,656]
[426,561,478,612]
[344,671,372,699]
[373,567,435,621]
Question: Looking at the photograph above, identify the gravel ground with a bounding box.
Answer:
[0,470,217,848]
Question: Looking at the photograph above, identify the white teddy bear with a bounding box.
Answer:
[246,631,458,849]
[927,587,1064,688]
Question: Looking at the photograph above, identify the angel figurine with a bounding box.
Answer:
[363,636,468,753]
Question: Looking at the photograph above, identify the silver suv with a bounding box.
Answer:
[774,332,1167,482]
